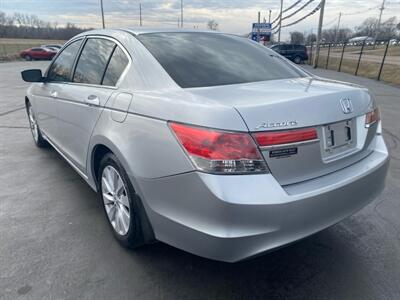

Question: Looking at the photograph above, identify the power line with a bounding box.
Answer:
[272,0,310,24]
[283,0,303,13]
[323,15,339,28]
[282,0,315,21]
[342,5,380,16]
[280,1,321,29]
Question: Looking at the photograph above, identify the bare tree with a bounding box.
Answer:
[0,10,88,39]
[290,31,305,44]
[355,16,398,40]
[322,28,353,43]
[305,33,317,45]
[207,20,219,31]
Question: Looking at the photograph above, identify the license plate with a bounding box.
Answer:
[322,119,356,159]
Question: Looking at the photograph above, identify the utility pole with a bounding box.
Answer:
[257,11,261,42]
[334,12,342,44]
[374,0,385,45]
[269,9,272,23]
[181,0,183,28]
[139,3,142,26]
[278,0,283,43]
[313,0,326,68]
[100,0,105,29]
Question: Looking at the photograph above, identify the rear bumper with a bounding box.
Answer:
[135,135,389,262]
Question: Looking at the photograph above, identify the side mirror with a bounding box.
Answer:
[21,69,44,82]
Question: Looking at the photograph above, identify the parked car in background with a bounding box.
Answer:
[42,44,63,50]
[21,29,389,262]
[270,44,308,64]
[20,47,57,61]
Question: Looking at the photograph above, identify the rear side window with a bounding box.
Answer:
[47,39,82,82]
[293,45,306,50]
[280,45,292,50]
[137,33,305,88]
[102,46,129,86]
[73,38,115,85]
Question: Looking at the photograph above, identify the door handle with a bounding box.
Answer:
[85,95,100,106]
[50,91,58,98]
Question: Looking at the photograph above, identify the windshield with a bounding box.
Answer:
[137,32,307,88]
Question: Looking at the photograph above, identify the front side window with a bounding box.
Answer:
[47,39,82,82]
[102,46,129,86]
[137,33,306,88]
[73,38,115,85]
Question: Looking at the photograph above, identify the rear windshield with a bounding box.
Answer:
[137,32,306,88]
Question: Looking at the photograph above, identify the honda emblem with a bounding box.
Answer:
[340,98,353,114]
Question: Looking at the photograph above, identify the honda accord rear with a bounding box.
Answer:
[22,29,389,262]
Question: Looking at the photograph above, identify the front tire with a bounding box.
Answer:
[99,153,152,248]
[293,56,302,64]
[24,55,32,61]
[26,102,48,148]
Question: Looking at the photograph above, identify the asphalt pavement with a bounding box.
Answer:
[0,61,399,300]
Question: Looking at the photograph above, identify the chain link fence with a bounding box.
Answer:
[306,40,400,85]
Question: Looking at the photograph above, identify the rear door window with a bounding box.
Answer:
[102,46,129,86]
[47,39,82,82]
[73,38,115,85]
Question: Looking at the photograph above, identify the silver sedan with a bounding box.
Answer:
[21,28,389,262]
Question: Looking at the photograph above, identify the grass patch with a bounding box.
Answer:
[0,38,66,59]
[315,55,400,86]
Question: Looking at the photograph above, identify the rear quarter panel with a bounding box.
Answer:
[87,109,194,191]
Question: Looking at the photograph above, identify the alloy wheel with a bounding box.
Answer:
[101,165,131,236]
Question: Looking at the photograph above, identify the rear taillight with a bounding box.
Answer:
[252,128,318,147]
[365,107,380,128]
[169,122,268,174]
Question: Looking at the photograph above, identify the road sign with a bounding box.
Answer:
[252,23,272,33]
[251,23,272,42]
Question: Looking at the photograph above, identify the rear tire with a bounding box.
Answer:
[26,102,48,148]
[293,56,302,64]
[99,153,154,248]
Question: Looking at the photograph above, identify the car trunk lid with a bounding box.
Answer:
[186,77,377,185]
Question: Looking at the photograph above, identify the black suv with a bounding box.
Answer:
[270,44,308,64]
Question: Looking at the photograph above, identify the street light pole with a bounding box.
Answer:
[269,9,272,23]
[100,0,105,29]
[278,0,283,43]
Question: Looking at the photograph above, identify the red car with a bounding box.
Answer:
[20,47,57,61]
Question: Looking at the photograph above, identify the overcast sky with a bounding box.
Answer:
[0,0,399,40]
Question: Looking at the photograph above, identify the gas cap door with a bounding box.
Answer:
[110,92,133,123]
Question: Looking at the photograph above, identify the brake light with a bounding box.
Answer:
[365,107,380,127]
[169,122,268,174]
[253,128,318,147]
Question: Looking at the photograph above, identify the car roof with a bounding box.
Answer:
[123,27,222,35]
[75,28,223,38]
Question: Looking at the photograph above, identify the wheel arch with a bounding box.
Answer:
[89,137,156,243]
[24,96,30,112]
[91,144,113,191]
[88,136,138,193]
